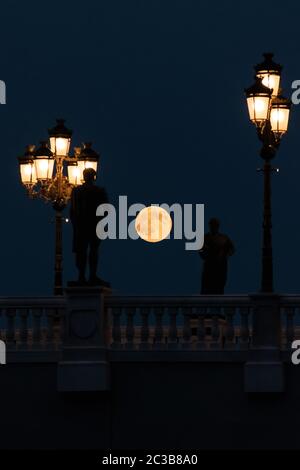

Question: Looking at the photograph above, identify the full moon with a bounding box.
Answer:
[135,206,172,243]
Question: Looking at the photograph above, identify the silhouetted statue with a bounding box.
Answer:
[200,218,234,295]
[70,168,110,287]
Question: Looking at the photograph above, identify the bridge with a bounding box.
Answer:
[1,289,300,449]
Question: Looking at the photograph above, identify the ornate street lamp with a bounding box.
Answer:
[245,54,291,293]
[17,119,100,295]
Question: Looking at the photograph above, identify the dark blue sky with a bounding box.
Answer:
[1,0,300,296]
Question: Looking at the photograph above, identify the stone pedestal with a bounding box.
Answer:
[57,287,111,392]
[244,293,284,393]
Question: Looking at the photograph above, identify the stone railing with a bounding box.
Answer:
[105,295,253,350]
[0,297,65,350]
[0,293,299,352]
[277,295,300,349]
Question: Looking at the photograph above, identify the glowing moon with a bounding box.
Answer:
[135,206,172,243]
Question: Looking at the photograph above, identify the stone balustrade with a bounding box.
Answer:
[0,294,299,353]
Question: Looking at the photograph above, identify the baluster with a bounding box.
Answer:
[224,307,235,349]
[285,307,295,350]
[51,308,63,343]
[239,307,250,349]
[154,307,164,350]
[168,307,178,350]
[5,308,16,347]
[182,307,192,349]
[32,308,42,348]
[19,308,29,349]
[46,308,55,348]
[125,308,135,350]
[112,307,122,349]
[210,312,220,349]
[103,306,112,346]
[195,307,206,349]
[56,308,65,343]
[140,308,150,350]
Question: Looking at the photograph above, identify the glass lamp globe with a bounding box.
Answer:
[77,143,100,183]
[255,53,282,98]
[48,119,72,157]
[18,145,37,186]
[270,93,291,140]
[245,77,272,126]
[33,141,54,181]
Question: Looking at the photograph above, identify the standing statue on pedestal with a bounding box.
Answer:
[70,168,110,287]
[200,218,235,295]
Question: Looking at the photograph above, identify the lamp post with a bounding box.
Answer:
[245,54,291,293]
[18,119,100,295]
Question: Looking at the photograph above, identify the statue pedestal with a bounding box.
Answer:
[57,286,111,392]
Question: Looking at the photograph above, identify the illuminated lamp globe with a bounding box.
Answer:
[255,53,282,97]
[48,119,72,157]
[18,145,37,186]
[245,77,272,127]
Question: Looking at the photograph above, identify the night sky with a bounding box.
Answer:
[1,0,300,296]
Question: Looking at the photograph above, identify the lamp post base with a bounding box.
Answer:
[244,361,284,393]
[244,293,284,393]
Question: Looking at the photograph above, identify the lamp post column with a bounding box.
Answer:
[53,155,66,296]
[258,120,278,293]
[246,143,283,392]
[261,158,273,293]
[54,209,63,296]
